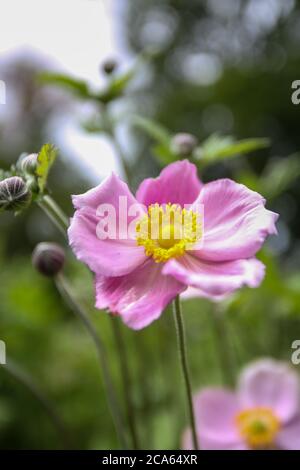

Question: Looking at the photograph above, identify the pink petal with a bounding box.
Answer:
[68,173,147,277]
[190,389,243,449]
[182,428,248,450]
[72,172,141,210]
[181,286,231,302]
[136,160,202,207]
[238,359,300,423]
[192,179,278,261]
[163,255,265,297]
[95,260,186,330]
[276,416,300,450]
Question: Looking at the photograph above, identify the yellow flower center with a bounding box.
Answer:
[136,203,202,263]
[236,407,280,449]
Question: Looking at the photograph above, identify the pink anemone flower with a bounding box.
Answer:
[183,359,300,450]
[68,160,278,330]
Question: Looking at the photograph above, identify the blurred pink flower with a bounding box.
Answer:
[183,359,300,450]
[68,160,278,329]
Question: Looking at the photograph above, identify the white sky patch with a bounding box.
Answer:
[0,0,124,179]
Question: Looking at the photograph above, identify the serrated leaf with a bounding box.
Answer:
[195,134,270,166]
[35,144,58,192]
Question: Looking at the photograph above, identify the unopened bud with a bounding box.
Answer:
[0,176,32,212]
[32,242,65,277]
[171,133,198,157]
[21,153,38,174]
[102,58,118,75]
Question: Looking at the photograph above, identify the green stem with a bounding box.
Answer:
[38,195,69,239]
[38,189,136,448]
[211,304,235,387]
[4,359,70,448]
[101,105,131,183]
[172,295,199,450]
[55,273,128,448]
[110,317,140,449]
[110,132,131,183]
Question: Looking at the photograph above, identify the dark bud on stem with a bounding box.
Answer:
[0,176,32,212]
[32,242,65,277]
[171,133,198,157]
[102,58,118,75]
[21,153,38,174]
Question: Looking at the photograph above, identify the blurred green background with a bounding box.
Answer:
[1,0,300,449]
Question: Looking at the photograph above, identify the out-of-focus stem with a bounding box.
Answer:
[172,295,199,450]
[211,303,235,387]
[38,195,69,239]
[109,130,131,183]
[38,185,136,448]
[55,273,128,448]
[110,317,140,449]
[100,104,131,183]
[3,359,70,448]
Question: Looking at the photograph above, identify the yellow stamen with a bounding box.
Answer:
[236,407,280,449]
[136,203,202,263]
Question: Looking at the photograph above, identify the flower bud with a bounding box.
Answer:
[0,176,32,212]
[102,58,118,75]
[21,153,38,174]
[32,242,65,277]
[171,133,198,157]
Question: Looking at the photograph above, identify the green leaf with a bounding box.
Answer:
[195,134,270,166]
[153,143,176,165]
[99,69,135,103]
[39,73,91,98]
[35,144,58,192]
[237,153,300,199]
[259,153,300,199]
[130,115,171,145]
